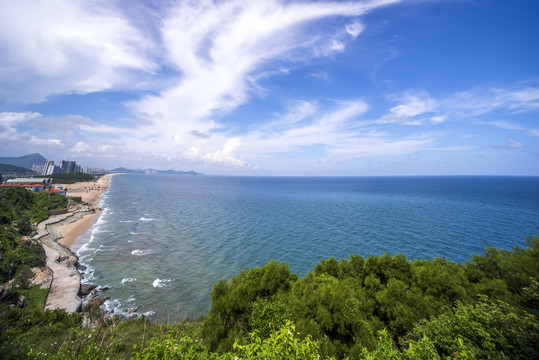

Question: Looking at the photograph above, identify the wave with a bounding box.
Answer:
[121,278,136,284]
[120,220,135,223]
[152,278,172,288]
[143,311,155,316]
[131,249,152,256]
[139,217,156,221]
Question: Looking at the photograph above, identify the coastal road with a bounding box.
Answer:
[34,213,86,312]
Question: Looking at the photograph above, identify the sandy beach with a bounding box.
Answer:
[56,174,114,248]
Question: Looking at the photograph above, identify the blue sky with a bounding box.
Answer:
[1,0,538,175]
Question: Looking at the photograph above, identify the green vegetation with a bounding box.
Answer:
[0,187,68,283]
[35,172,96,184]
[200,239,538,359]
[0,186,538,358]
[0,163,35,174]
[1,239,537,359]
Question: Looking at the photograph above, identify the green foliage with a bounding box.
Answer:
[407,296,539,359]
[203,238,539,358]
[16,286,49,310]
[202,260,297,351]
[36,172,95,184]
[234,320,331,359]
[0,307,82,359]
[250,299,291,339]
[0,187,65,283]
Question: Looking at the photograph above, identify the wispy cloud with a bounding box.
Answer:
[473,120,527,131]
[125,0,400,166]
[0,0,156,103]
[483,138,526,150]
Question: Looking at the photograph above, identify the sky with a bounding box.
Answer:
[0,0,538,176]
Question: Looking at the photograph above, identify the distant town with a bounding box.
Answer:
[32,160,105,176]
[0,153,200,185]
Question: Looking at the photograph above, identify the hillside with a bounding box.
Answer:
[0,153,46,169]
[0,163,36,174]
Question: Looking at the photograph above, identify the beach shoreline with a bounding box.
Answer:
[56,173,114,248]
[31,173,115,313]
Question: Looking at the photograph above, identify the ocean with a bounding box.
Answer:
[73,175,539,322]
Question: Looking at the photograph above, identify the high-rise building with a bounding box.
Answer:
[32,164,44,174]
[66,161,76,173]
[42,160,55,175]
[59,160,78,173]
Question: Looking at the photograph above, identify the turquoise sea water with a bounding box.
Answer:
[73,175,539,322]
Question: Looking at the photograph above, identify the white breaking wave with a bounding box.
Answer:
[131,249,152,256]
[121,278,136,284]
[152,278,172,288]
[143,311,155,316]
[120,220,135,223]
[139,217,156,221]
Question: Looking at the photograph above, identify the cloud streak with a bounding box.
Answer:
[0,0,156,103]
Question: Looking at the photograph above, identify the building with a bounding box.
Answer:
[43,160,55,175]
[59,160,78,174]
[6,178,52,185]
[32,164,44,174]
[2,178,53,192]
[82,167,106,174]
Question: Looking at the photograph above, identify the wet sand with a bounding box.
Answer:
[56,174,113,248]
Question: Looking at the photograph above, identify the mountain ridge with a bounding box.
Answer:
[0,153,46,169]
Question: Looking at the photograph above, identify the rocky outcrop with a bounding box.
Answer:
[80,296,109,313]
[0,280,15,303]
[0,280,27,308]
[80,283,97,297]
[31,267,53,289]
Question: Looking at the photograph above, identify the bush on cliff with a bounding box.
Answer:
[202,237,539,358]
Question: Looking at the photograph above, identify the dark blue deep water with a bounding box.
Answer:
[73,175,539,322]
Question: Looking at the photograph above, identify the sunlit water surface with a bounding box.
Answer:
[72,175,539,322]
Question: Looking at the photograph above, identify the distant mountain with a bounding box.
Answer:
[110,167,200,175]
[0,153,46,169]
[110,167,137,173]
[0,163,37,174]
[157,169,199,175]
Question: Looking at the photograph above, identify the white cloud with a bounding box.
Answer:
[28,136,64,148]
[473,120,526,131]
[70,142,88,153]
[0,0,155,102]
[507,138,525,149]
[127,0,398,154]
[390,93,437,118]
[430,116,447,124]
[203,138,247,167]
[0,111,42,126]
[430,146,473,151]
[443,86,539,117]
[310,71,332,82]
[346,21,365,38]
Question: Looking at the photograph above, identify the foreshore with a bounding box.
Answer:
[56,174,114,248]
[34,173,114,313]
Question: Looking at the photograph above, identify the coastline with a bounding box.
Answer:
[56,174,114,248]
[33,173,114,313]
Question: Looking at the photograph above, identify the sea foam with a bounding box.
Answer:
[152,278,171,288]
[131,249,152,256]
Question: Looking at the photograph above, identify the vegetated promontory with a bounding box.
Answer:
[0,185,537,359]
